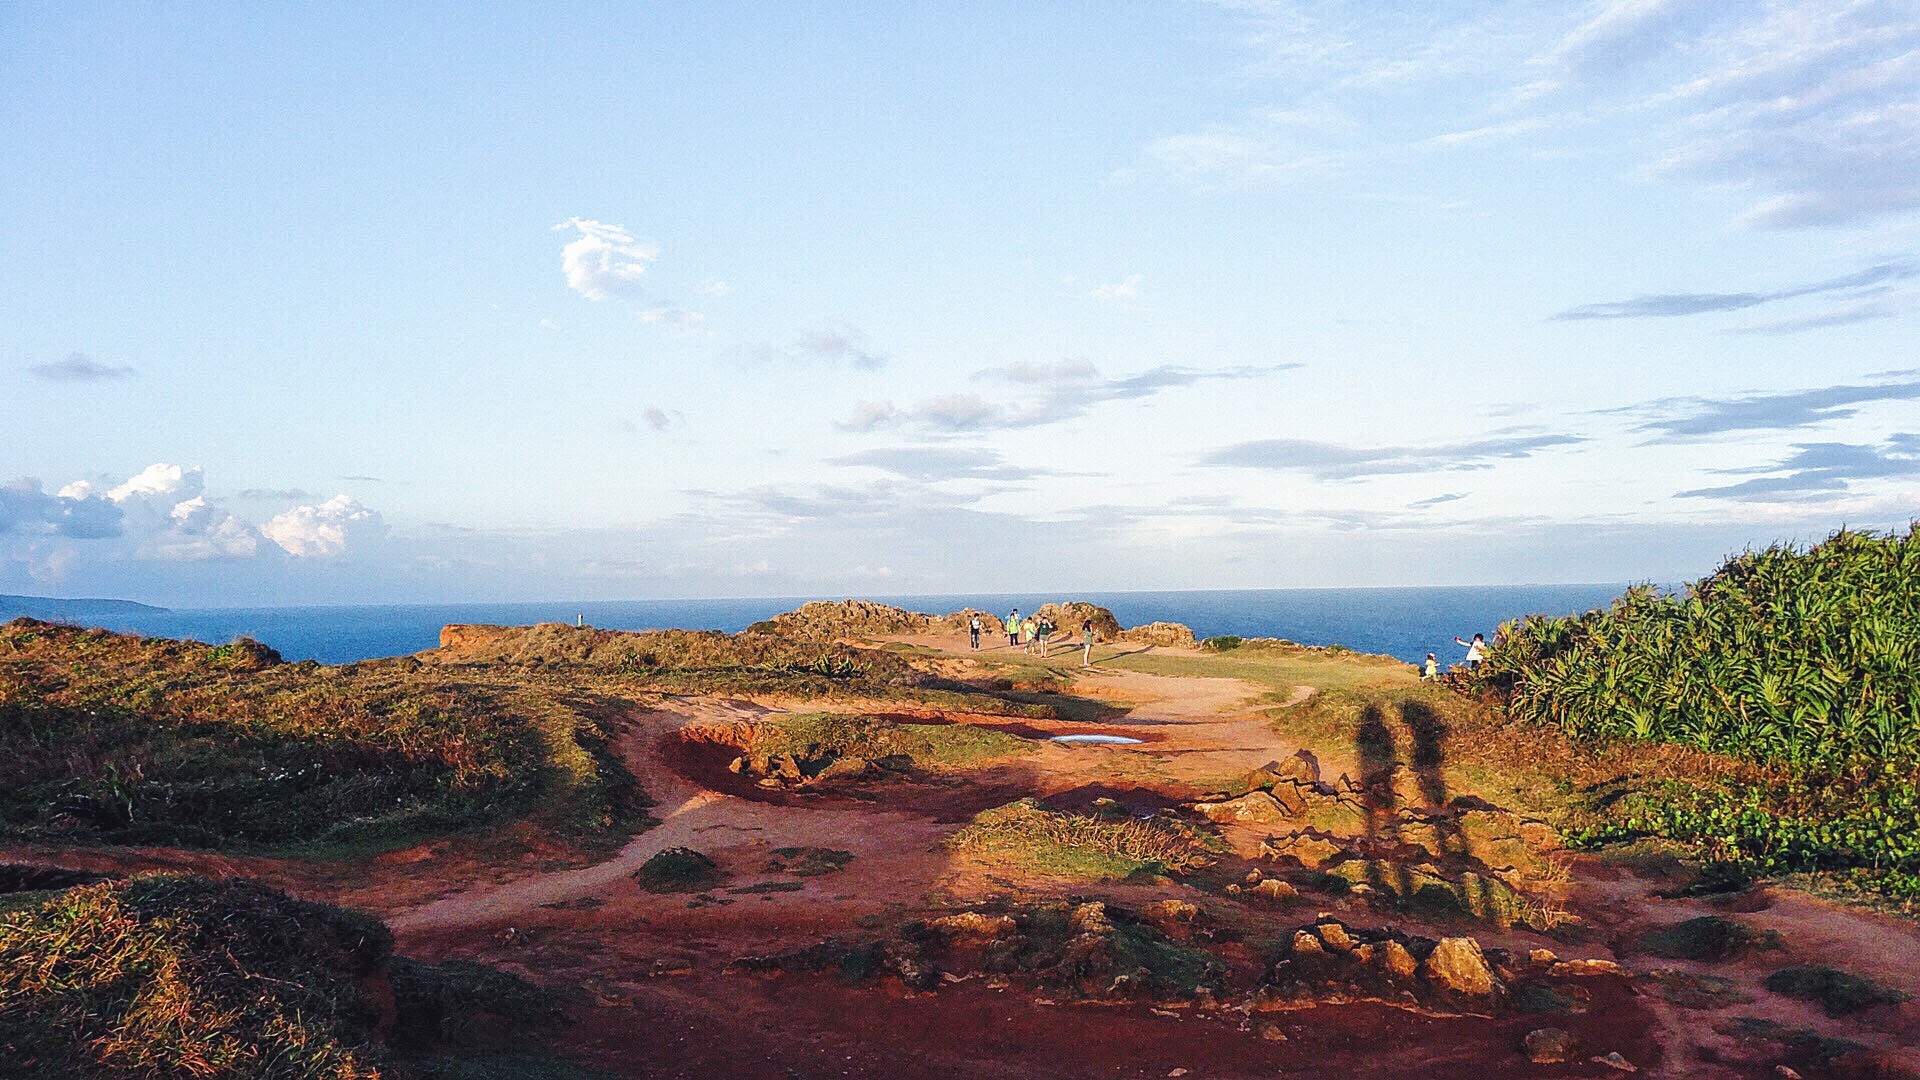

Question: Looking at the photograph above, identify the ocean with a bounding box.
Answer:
[3,585,1632,666]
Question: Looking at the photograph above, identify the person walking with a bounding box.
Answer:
[1020,616,1037,654]
[1080,619,1096,668]
[1453,632,1487,670]
[1422,652,1439,680]
[968,615,982,651]
[1006,610,1020,649]
[1034,616,1050,658]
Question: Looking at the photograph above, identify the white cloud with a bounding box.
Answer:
[107,463,201,503]
[698,280,731,297]
[1089,274,1144,302]
[553,217,659,301]
[263,495,384,558]
[833,401,903,433]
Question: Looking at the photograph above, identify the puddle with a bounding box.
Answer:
[1048,734,1143,745]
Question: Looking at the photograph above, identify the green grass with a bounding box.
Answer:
[1097,644,1415,699]
[749,712,1032,771]
[0,620,646,854]
[946,798,1211,881]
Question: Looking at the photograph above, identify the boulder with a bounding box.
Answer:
[1421,937,1499,998]
[1262,830,1345,868]
[1524,1028,1578,1064]
[1117,622,1197,648]
[1377,940,1419,978]
[1552,958,1624,977]
[1033,602,1124,642]
[1315,922,1354,952]
[1194,791,1294,824]
[1069,901,1115,935]
[1252,878,1298,900]
[928,911,1019,943]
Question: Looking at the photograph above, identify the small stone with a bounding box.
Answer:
[1523,1028,1578,1063]
[1774,1068,1803,1079]
[1258,1022,1288,1041]
[1254,879,1297,900]
[1149,899,1199,925]
[1529,948,1559,965]
[1421,937,1498,997]
[1552,958,1624,976]
[1168,1070,1188,1077]
[1292,930,1325,954]
[1592,1052,1638,1072]
[1246,869,1264,883]
[1226,883,1242,895]
[1194,791,1292,824]
[1069,901,1114,935]
[1315,922,1353,951]
[928,911,1018,942]
[1378,940,1419,978]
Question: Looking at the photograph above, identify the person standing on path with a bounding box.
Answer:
[1006,610,1021,649]
[1453,633,1487,670]
[1080,620,1096,668]
[968,615,982,651]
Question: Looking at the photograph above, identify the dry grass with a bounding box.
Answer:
[947,798,1212,880]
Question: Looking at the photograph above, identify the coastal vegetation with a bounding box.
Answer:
[0,875,591,1079]
[1465,528,1920,898]
[0,620,643,852]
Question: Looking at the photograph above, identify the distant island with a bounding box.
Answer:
[0,594,170,621]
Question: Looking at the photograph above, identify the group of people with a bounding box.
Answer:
[966,609,1099,668]
[1421,632,1487,680]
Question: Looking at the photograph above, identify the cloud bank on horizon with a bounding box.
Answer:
[4,2,1917,605]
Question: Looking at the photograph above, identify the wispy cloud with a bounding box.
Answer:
[1551,261,1918,320]
[30,352,135,381]
[1409,492,1469,509]
[1725,298,1901,335]
[1676,435,1920,501]
[828,446,1052,483]
[836,362,1294,434]
[553,217,659,301]
[1201,433,1582,479]
[1089,274,1144,302]
[796,326,888,370]
[1620,372,1920,439]
[1165,3,1920,229]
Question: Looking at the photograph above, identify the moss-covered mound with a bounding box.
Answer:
[0,620,642,851]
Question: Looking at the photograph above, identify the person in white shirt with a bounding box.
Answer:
[1453,632,1487,670]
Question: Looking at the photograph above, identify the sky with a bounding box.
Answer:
[4,1,1918,606]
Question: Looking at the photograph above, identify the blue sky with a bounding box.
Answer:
[5,1,1918,605]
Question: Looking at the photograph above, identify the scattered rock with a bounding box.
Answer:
[1253,878,1298,900]
[1552,958,1624,977]
[1592,1051,1638,1072]
[1378,940,1419,978]
[1258,1021,1288,1041]
[1524,1027,1578,1063]
[1262,829,1345,869]
[1069,902,1115,936]
[928,911,1019,943]
[1194,791,1294,824]
[1292,930,1325,954]
[1422,937,1499,998]
[1315,922,1353,951]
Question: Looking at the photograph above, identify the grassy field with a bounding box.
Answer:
[0,875,600,1079]
[0,620,644,854]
